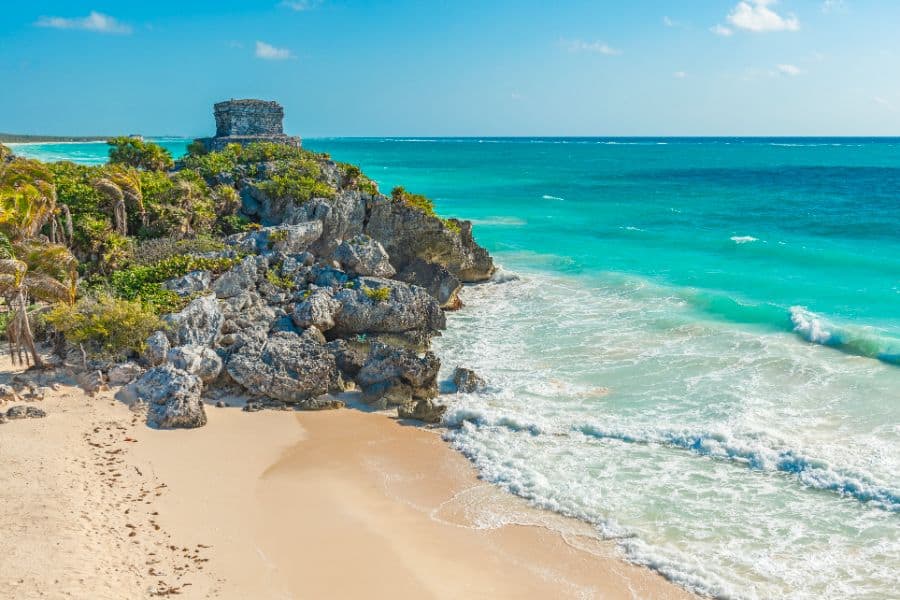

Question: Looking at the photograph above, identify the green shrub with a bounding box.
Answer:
[442,218,461,234]
[45,294,165,358]
[265,268,295,290]
[219,214,259,234]
[363,286,391,302]
[108,137,174,171]
[258,174,334,203]
[390,186,436,216]
[109,254,241,312]
[186,140,208,157]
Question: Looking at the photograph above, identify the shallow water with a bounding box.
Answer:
[14,136,900,599]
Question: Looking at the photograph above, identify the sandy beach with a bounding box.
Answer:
[0,353,694,599]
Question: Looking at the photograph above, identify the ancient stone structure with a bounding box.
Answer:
[196,99,301,152]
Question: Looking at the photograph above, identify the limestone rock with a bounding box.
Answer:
[212,256,266,299]
[293,191,367,256]
[398,398,447,424]
[332,278,445,335]
[333,235,395,278]
[325,339,369,379]
[356,343,439,408]
[164,295,224,347]
[142,331,170,367]
[0,384,20,403]
[225,331,343,408]
[167,345,223,384]
[364,197,494,282]
[5,405,47,420]
[453,367,486,393]
[226,223,323,255]
[107,362,145,386]
[78,370,107,396]
[292,289,341,331]
[134,365,207,429]
[397,259,462,310]
[162,270,212,297]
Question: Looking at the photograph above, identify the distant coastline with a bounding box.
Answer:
[0,133,114,143]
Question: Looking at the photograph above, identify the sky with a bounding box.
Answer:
[1,1,899,136]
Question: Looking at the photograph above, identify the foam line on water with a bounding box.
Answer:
[576,424,900,512]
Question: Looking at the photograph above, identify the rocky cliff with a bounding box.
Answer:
[109,140,493,428]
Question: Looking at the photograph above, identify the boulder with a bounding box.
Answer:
[212,256,267,299]
[5,405,47,420]
[311,266,349,288]
[142,331,170,367]
[162,270,212,297]
[325,339,369,379]
[225,331,343,408]
[333,235,396,277]
[356,343,439,408]
[134,365,207,429]
[398,398,447,424]
[164,295,224,347]
[292,289,342,331]
[364,197,494,282]
[295,190,368,256]
[332,278,445,335]
[397,259,462,310]
[107,362,145,386]
[452,367,486,393]
[226,222,323,254]
[77,370,107,396]
[0,384,20,403]
[167,345,223,383]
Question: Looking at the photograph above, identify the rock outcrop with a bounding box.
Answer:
[167,345,223,384]
[225,332,343,408]
[134,365,207,429]
[364,199,494,282]
[332,278,445,336]
[164,295,224,347]
[453,367,486,393]
[333,235,395,278]
[355,343,440,409]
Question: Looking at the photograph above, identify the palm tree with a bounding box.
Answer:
[0,159,57,240]
[93,166,147,235]
[0,158,78,367]
[0,236,77,367]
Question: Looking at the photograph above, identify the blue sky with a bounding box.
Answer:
[1,1,898,136]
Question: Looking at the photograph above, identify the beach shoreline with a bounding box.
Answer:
[0,353,695,599]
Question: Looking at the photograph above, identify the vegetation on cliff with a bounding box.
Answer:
[0,137,484,364]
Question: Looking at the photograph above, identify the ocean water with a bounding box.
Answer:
[12,137,900,599]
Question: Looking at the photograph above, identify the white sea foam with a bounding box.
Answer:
[730,235,758,244]
[433,265,900,600]
[542,194,565,201]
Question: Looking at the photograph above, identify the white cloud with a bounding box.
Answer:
[710,24,734,36]
[726,0,799,32]
[563,39,622,56]
[35,11,131,34]
[280,0,322,10]
[673,71,687,79]
[776,63,802,76]
[822,0,846,13]
[873,96,895,111]
[663,16,678,27]
[255,41,293,60]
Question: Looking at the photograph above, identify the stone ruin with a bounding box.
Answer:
[196,99,301,152]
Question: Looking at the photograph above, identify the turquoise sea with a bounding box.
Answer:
[10,138,900,599]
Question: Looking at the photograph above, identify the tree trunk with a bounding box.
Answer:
[15,289,42,368]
